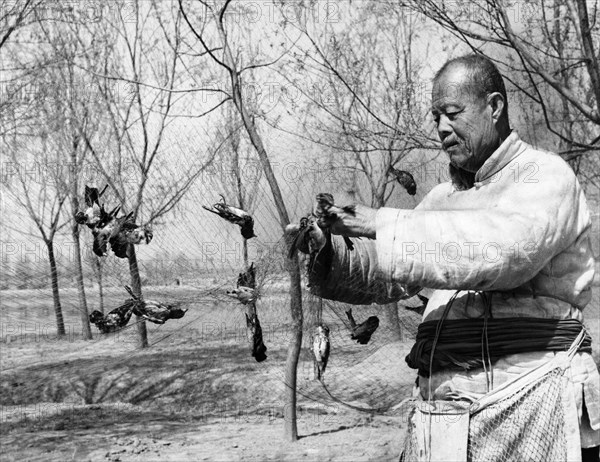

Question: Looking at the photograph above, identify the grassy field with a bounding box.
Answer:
[0,278,598,461]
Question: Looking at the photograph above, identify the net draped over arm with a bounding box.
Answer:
[307,234,420,305]
[305,183,444,305]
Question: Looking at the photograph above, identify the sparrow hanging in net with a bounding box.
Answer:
[202,195,256,240]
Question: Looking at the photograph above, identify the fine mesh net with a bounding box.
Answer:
[400,367,569,462]
[1,160,425,418]
[298,289,418,413]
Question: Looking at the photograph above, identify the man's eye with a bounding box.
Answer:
[447,111,460,120]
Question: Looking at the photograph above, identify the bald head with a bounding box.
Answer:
[434,54,509,121]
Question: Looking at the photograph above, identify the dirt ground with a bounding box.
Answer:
[1,281,598,462]
[0,286,413,462]
[1,407,407,462]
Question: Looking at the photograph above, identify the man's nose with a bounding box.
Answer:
[437,114,453,139]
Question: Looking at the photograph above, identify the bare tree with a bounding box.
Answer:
[2,134,70,337]
[30,17,103,340]
[178,0,304,441]
[1,3,102,339]
[73,0,220,347]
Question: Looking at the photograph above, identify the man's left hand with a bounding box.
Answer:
[325,203,377,239]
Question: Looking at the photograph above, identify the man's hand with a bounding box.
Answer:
[326,203,377,239]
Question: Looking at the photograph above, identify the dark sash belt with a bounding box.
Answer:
[406,317,592,377]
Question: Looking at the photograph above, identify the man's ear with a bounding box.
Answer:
[487,92,505,123]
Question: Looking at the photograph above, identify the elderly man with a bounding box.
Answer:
[303,54,599,461]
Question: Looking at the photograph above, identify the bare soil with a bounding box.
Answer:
[1,282,598,461]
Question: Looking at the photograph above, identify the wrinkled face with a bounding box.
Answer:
[431,66,501,173]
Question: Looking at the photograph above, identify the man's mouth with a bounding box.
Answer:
[443,140,459,151]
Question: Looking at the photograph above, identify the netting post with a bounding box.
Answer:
[128,245,148,349]
[284,252,303,441]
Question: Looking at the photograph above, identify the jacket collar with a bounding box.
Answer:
[475,130,526,183]
[449,130,526,190]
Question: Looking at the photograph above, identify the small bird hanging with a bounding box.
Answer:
[75,185,154,259]
[89,300,136,334]
[202,195,256,239]
[245,312,267,362]
[91,206,123,257]
[237,262,256,289]
[346,308,380,345]
[314,193,357,250]
[108,215,153,258]
[74,184,108,228]
[287,215,328,277]
[124,286,188,324]
[388,168,417,196]
[226,286,257,305]
[312,323,331,381]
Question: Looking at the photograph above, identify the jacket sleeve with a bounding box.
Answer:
[307,233,420,304]
[304,182,445,304]
[375,159,590,291]
[304,191,442,304]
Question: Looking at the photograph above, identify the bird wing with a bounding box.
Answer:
[120,220,139,231]
[392,170,417,195]
[345,309,357,328]
[322,338,330,366]
[135,301,168,324]
[288,227,308,258]
[107,301,135,327]
[168,306,187,319]
[203,204,246,225]
[237,263,257,289]
[251,315,267,361]
[84,185,99,207]
[109,232,129,258]
[224,204,252,219]
[124,285,140,301]
[74,212,87,224]
[92,230,110,257]
[342,236,355,250]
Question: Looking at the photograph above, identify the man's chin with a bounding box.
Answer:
[447,154,477,173]
[446,150,467,167]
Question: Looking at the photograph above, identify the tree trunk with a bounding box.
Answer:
[383,302,402,341]
[284,252,303,441]
[46,240,66,337]
[70,178,92,339]
[72,220,92,339]
[128,244,148,348]
[96,257,105,313]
